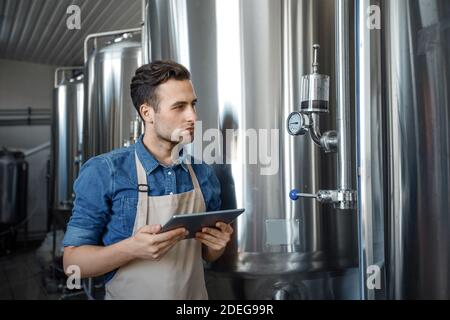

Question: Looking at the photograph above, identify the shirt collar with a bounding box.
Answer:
[135,135,188,174]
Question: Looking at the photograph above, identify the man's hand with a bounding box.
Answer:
[195,222,233,262]
[128,224,187,261]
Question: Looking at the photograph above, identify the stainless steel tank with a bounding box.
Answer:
[83,37,142,161]
[357,0,450,299]
[144,0,358,299]
[52,73,84,210]
[384,0,450,300]
[0,149,28,225]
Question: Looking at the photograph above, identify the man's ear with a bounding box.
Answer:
[139,103,155,124]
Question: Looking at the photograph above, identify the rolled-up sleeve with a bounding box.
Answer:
[63,156,113,247]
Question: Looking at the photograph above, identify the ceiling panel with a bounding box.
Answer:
[0,0,142,66]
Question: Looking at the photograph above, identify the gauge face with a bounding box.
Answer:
[287,112,304,136]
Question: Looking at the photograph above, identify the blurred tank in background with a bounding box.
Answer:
[83,33,143,162]
[0,149,28,255]
[51,68,84,211]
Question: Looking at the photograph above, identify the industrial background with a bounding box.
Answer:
[0,0,449,300]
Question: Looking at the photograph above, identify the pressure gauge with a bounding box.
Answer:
[287,111,308,136]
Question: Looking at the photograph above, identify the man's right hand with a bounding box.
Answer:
[128,225,188,261]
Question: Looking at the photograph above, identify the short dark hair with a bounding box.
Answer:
[130,60,191,117]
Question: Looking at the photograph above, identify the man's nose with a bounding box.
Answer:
[185,105,197,123]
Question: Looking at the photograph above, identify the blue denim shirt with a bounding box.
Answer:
[62,136,221,282]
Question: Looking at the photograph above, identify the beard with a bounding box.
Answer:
[155,124,194,145]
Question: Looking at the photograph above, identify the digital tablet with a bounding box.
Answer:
[159,208,245,239]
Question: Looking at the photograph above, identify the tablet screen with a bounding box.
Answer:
[159,208,245,238]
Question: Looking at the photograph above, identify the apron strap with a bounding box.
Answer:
[135,151,149,227]
[186,164,201,190]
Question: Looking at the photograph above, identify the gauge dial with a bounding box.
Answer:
[287,112,307,136]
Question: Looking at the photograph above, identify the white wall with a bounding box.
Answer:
[0,59,54,150]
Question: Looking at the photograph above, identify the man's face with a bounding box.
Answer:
[151,79,197,144]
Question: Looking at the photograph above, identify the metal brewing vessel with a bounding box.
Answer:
[83,38,142,162]
[0,149,28,225]
[52,76,84,210]
[144,0,358,299]
[357,0,450,299]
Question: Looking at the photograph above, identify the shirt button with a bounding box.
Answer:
[168,171,172,176]
[169,192,173,195]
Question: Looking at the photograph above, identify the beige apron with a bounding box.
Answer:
[105,151,208,300]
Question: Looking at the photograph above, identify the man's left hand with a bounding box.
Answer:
[195,222,233,251]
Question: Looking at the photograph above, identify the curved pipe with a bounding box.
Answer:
[309,113,323,146]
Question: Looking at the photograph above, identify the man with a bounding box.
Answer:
[63,60,233,300]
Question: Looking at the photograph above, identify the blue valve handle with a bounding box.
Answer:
[289,189,300,201]
[290,189,318,201]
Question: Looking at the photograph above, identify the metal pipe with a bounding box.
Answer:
[23,142,51,157]
[312,44,320,74]
[356,0,386,299]
[83,27,142,63]
[54,67,83,88]
[335,0,352,191]
[141,0,149,64]
[0,107,52,125]
[309,114,322,146]
[0,118,52,126]
[0,109,51,115]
